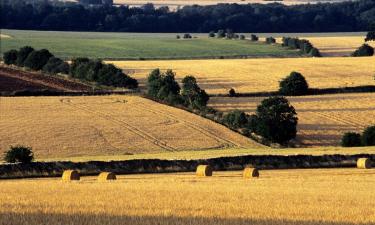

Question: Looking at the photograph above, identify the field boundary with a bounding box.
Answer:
[0,154,373,179]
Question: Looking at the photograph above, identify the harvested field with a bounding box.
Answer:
[209,93,375,146]
[0,66,92,92]
[0,95,260,159]
[1,169,375,225]
[112,57,375,94]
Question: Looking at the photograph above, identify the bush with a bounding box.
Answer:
[217,29,225,38]
[42,57,70,74]
[362,125,375,146]
[24,49,53,70]
[239,34,245,40]
[279,71,309,96]
[365,31,375,42]
[16,46,34,67]
[208,31,215,38]
[309,48,321,57]
[3,145,34,163]
[229,88,236,97]
[252,96,298,144]
[3,49,18,65]
[223,110,248,129]
[250,34,258,41]
[183,33,192,39]
[266,37,276,44]
[176,35,180,39]
[341,132,362,147]
[352,44,374,57]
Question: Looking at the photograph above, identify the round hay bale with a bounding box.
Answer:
[357,158,372,169]
[62,170,80,181]
[243,167,259,178]
[196,165,213,177]
[97,172,117,181]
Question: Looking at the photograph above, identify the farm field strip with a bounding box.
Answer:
[209,93,375,146]
[0,96,258,159]
[1,169,375,225]
[113,56,375,94]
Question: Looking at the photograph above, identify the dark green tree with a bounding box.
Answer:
[341,132,362,147]
[253,96,298,144]
[3,49,18,65]
[24,49,53,70]
[362,125,375,146]
[42,57,70,74]
[16,46,34,67]
[365,31,375,42]
[352,44,374,57]
[279,71,309,96]
[223,110,248,129]
[3,145,34,163]
[250,34,259,41]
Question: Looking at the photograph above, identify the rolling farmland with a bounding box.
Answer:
[0,95,260,159]
[113,57,375,94]
[209,93,375,146]
[1,169,375,225]
[0,30,300,60]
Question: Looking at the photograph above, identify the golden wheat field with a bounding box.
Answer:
[209,93,375,146]
[112,57,375,94]
[0,95,260,159]
[1,169,375,225]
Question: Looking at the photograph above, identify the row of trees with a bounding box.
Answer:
[3,46,138,89]
[70,58,138,88]
[282,37,321,57]
[147,69,209,110]
[3,46,69,74]
[2,0,375,32]
[341,126,375,147]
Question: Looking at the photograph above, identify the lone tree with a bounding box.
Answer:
[3,145,34,163]
[3,49,18,65]
[181,75,209,109]
[365,31,375,42]
[279,71,309,96]
[362,125,375,146]
[341,132,362,147]
[252,96,298,144]
[352,44,374,57]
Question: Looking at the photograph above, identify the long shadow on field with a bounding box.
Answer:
[1,212,372,225]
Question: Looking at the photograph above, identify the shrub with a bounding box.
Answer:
[183,33,192,39]
[239,34,245,40]
[24,49,53,70]
[279,71,309,96]
[3,145,34,163]
[352,44,374,57]
[266,37,276,44]
[16,46,34,66]
[3,49,18,65]
[365,31,375,42]
[208,31,215,38]
[250,34,258,41]
[42,57,70,74]
[176,35,180,39]
[252,96,298,144]
[309,47,321,57]
[362,125,375,146]
[229,88,236,97]
[217,29,225,38]
[341,132,362,147]
[223,110,248,129]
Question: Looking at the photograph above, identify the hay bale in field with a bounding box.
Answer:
[243,167,259,178]
[97,172,117,181]
[357,158,372,169]
[62,170,80,181]
[196,165,213,177]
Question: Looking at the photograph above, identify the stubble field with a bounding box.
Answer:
[209,93,375,146]
[0,95,259,159]
[1,169,374,225]
[112,56,375,94]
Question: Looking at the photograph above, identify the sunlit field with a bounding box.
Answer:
[209,93,375,146]
[1,169,375,225]
[0,95,259,159]
[112,57,375,94]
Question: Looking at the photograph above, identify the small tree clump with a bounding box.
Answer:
[176,35,180,39]
[208,31,215,38]
[229,88,236,97]
[266,37,276,44]
[279,71,309,96]
[24,49,53,70]
[223,110,248,129]
[42,57,70,74]
[3,145,34,163]
[250,34,259,41]
[352,44,374,57]
[362,125,375,146]
[183,33,192,39]
[16,46,34,67]
[217,29,225,38]
[239,34,245,40]
[3,49,18,65]
[341,132,362,147]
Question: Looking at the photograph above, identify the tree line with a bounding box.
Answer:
[1,0,375,32]
[3,46,138,89]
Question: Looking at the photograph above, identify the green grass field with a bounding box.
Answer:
[0,29,301,60]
